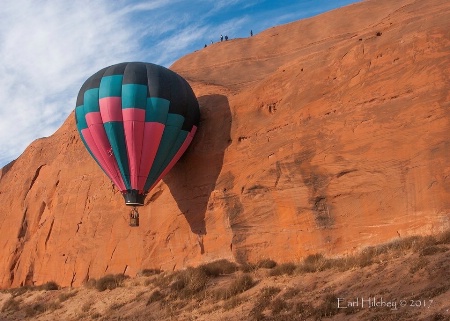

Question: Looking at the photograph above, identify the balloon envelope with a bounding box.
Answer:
[75,62,200,205]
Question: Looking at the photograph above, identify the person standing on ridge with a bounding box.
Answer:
[220,35,223,42]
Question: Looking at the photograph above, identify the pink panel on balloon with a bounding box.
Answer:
[81,128,126,191]
[137,122,165,191]
[85,111,103,125]
[124,121,144,189]
[149,125,197,191]
[122,108,145,122]
[99,97,123,122]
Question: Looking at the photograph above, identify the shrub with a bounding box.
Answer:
[59,291,78,302]
[81,301,93,312]
[223,296,244,310]
[84,278,97,289]
[46,301,62,311]
[270,263,296,276]
[200,259,238,276]
[1,297,21,313]
[214,274,255,300]
[257,259,277,269]
[109,302,126,310]
[39,281,60,291]
[304,254,325,270]
[10,286,31,297]
[140,269,162,277]
[240,263,257,273]
[170,267,208,297]
[283,287,300,299]
[410,257,429,274]
[147,290,165,305]
[438,230,450,244]
[314,294,340,318]
[271,297,290,314]
[95,274,128,292]
[249,286,280,319]
[24,303,46,317]
[420,246,447,256]
[23,301,61,317]
[228,274,254,296]
[260,286,281,299]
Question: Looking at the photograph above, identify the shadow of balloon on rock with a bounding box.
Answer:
[163,94,232,241]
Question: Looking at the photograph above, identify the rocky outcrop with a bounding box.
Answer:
[0,0,449,288]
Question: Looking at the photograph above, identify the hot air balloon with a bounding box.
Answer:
[75,62,200,226]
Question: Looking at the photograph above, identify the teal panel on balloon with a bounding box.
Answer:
[145,97,170,123]
[75,105,88,130]
[104,122,131,189]
[84,88,100,113]
[99,75,123,98]
[152,129,189,182]
[122,84,147,109]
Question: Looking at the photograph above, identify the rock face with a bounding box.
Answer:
[0,0,449,288]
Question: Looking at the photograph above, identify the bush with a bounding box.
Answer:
[170,267,208,297]
[200,259,238,276]
[409,257,429,274]
[23,300,61,317]
[81,301,93,312]
[296,254,329,273]
[271,297,290,314]
[214,274,255,300]
[223,296,244,310]
[139,269,162,277]
[10,286,31,297]
[314,294,340,318]
[1,297,21,313]
[95,274,128,292]
[270,263,297,276]
[257,259,277,269]
[147,290,165,305]
[59,291,78,302]
[438,230,450,244]
[249,287,280,319]
[420,246,448,256]
[39,281,60,291]
[283,287,300,299]
[240,263,257,273]
[24,303,46,317]
[228,274,254,296]
[84,278,97,289]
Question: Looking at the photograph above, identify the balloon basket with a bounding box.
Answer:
[129,207,139,227]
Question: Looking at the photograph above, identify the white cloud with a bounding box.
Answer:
[0,0,141,167]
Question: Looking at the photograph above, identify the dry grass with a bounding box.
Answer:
[1,230,449,321]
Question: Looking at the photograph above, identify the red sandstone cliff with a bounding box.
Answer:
[0,0,449,288]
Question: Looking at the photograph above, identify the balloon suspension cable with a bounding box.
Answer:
[129,206,140,227]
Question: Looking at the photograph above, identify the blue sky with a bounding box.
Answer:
[0,0,360,168]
